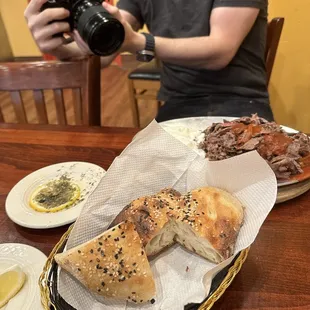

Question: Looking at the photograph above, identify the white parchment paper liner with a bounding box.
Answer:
[58,120,277,310]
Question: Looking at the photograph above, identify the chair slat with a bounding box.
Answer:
[127,79,140,128]
[10,91,27,123]
[72,88,83,125]
[53,89,67,125]
[265,18,285,86]
[0,106,4,122]
[33,90,48,124]
[0,56,101,125]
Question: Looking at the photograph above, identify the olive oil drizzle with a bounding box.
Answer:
[34,176,78,209]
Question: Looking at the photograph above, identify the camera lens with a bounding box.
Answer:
[72,1,125,56]
[82,11,125,56]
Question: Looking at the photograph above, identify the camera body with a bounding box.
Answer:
[41,0,125,56]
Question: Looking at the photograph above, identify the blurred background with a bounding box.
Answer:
[0,0,309,132]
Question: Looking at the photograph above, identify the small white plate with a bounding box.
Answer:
[160,117,299,187]
[6,162,106,229]
[0,243,47,310]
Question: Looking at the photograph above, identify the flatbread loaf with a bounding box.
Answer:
[109,188,181,256]
[110,187,244,263]
[172,187,244,263]
[55,221,156,304]
[55,187,244,305]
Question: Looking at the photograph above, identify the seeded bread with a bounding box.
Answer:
[54,221,156,304]
[172,187,244,263]
[109,188,181,256]
[110,187,244,263]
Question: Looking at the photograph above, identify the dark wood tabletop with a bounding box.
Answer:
[0,123,309,310]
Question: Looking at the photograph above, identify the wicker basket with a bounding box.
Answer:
[39,225,249,310]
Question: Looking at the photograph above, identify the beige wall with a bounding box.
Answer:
[0,0,41,57]
[268,1,310,132]
[0,12,13,60]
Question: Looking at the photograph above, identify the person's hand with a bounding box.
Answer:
[102,2,146,54]
[71,30,94,56]
[24,0,71,55]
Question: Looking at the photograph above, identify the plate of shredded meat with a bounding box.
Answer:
[160,115,310,187]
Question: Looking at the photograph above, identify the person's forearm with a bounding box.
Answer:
[155,36,231,70]
[100,53,118,68]
[132,33,234,70]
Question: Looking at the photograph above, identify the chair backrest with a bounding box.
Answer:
[265,17,285,86]
[0,56,101,125]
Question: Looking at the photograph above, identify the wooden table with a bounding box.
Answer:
[0,124,309,310]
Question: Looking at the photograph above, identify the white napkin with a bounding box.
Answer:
[58,120,277,310]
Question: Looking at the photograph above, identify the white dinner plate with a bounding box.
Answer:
[160,117,299,187]
[0,243,47,310]
[5,162,106,229]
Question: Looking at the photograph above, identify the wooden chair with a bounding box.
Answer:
[265,17,285,85]
[127,58,161,127]
[127,17,285,128]
[0,56,101,125]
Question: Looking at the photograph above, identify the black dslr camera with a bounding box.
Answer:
[41,0,125,56]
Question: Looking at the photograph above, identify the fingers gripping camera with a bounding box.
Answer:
[41,0,125,56]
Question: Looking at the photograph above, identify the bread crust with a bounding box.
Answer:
[174,187,244,260]
[55,221,156,304]
[110,187,244,262]
[109,188,181,256]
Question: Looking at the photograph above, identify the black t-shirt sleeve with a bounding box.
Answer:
[116,0,144,25]
[213,0,266,10]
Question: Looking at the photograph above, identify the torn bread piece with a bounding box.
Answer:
[109,188,181,256]
[55,221,156,304]
[172,187,244,263]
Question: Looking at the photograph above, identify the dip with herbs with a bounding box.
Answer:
[29,176,80,213]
